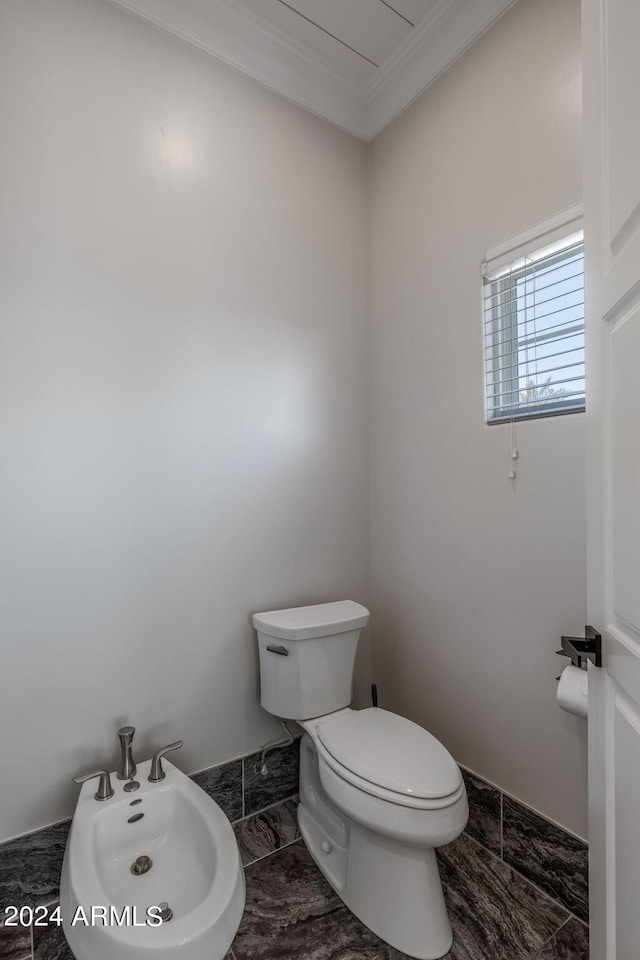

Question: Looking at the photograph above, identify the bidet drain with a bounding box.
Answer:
[156,902,173,922]
[130,855,153,875]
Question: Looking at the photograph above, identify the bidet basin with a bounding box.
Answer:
[61,758,245,960]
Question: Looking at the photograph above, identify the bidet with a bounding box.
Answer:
[61,758,245,960]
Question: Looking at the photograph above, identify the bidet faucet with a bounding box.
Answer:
[117,726,137,781]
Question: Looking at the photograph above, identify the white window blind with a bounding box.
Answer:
[482,216,585,424]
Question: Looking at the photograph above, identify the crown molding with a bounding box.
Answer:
[104,0,520,141]
[367,0,462,100]
[105,0,370,139]
[365,0,520,138]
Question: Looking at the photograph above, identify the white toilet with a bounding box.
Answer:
[253,600,468,960]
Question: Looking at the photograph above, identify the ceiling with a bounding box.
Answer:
[229,0,438,85]
[106,0,519,140]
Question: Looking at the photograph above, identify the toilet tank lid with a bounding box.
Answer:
[253,601,369,640]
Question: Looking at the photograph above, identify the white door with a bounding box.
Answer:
[583,0,640,957]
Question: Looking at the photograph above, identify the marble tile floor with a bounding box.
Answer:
[231,835,588,960]
[0,796,588,960]
[0,925,31,960]
[10,918,238,960]
[502,798,588,925]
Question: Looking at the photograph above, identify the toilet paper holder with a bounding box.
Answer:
[556,625,602,675]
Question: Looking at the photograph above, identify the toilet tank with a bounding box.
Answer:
[253,601,369,720]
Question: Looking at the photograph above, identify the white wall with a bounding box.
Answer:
[370,0,588,836]
[0,0,370,842]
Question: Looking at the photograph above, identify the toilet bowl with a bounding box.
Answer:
[60,758,245,960]
[253,601,468,960]
[298,709,468,959]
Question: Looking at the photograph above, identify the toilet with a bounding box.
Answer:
[253,600,468,960]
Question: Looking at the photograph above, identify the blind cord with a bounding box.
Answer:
[509,418,518,480]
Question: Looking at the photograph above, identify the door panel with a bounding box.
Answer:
[605,631,640,705]
[605,0,640,250]
[611,306,640,631]
[584,0,640,956]
[600,0,640,308]
[614,695,640,958]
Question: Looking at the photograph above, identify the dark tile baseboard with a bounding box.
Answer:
[192,738,300,823]
[461,767,588,924]
[192,759,244,822]
[462,769,502,857]
[243,744,300,817]
[503,796,589,924]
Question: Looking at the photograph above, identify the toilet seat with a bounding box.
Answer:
[313,708,464,811]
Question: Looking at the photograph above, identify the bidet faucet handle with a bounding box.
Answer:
[74,769,114,802]
[148,740,184,783]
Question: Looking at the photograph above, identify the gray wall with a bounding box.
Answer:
[0,0,370,843]
[369,0,588,837]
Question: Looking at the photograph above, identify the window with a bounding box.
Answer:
[482,207,585,423]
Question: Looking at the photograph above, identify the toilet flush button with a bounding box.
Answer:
[320,840,332,854]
